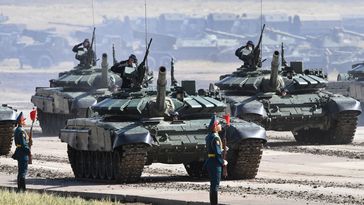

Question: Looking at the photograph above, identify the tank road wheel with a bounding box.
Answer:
[75,150,85,178]
[67,146,77,175]
[227,139,264,179]
[294,112,358,145]
[184,161,208,178]
[92,152,99,179]
[113,144,147,183]
[99,152,107,180]
[105,152,114,180]
[0,123,15,155]
[328,112,358,144]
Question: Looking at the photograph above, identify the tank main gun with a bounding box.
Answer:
[270,51,280,90]
[155,66,167,113]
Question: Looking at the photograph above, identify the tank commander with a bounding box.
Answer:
[72,38,96,67]
[111,54,138,88]
[204,114,227,205]
[11,112,30,192]
[235,40,255,69]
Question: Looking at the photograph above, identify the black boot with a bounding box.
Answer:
[209,191,218,205]
[19,178,26,192]
[16,178,21,193]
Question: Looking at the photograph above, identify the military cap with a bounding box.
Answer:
[208,114,219,131]
[16,112,26,123]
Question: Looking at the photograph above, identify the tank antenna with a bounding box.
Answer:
[91,0,96,57]
[144,0,148,67]
[260,0,263,59]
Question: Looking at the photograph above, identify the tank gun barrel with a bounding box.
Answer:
[270,51,280,90]
[156,66,167,112]
[100,53,108,88]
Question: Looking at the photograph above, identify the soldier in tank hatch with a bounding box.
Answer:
[11,112,31,192]
[204,114,228,205]
[72,38,96,67]
[235,40,255,68]
[111,54,138,88]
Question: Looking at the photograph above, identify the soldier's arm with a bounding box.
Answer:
[212,137,224,166]
[235,46,244,58]
[72,43,82,53]
[20,131,30,154]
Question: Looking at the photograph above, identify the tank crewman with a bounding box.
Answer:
[72,38,96,67]
[235,40,255,69]
[205,114,227,205]
[111,54,138,88]
[11,112,31,192]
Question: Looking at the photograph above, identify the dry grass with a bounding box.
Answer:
[0,189,140,205]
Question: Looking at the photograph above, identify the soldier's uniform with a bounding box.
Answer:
[205,115,224,205]
[11,112,30,192]
[72,39,96,67]
[235,41,255,69]
[111,54,138,88]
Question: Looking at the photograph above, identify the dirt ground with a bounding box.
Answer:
[0,125,363,204]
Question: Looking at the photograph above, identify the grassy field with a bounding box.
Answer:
[0,189,143,205]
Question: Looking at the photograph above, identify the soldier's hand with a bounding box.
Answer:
[223,160,228,166]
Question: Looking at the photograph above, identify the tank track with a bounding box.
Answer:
[294,111,358,145]
[184,161,208,178]
[0,123,15,155]
[68,144,147,183]
[228,139,264,179]
[38,109,73,136]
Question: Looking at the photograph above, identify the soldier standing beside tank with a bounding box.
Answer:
[111,54,138,88]
[72,38,96,67]
[205,114,227,205]
[11,112,31,192]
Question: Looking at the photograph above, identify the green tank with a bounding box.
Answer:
[59,66,267,183]
[216,49,361,144]
[0,104,17,155]
[31,54,123,135]
[327,62,364,125]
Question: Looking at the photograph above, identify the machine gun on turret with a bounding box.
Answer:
[136,38,153,87]
[86,27,96,67]
[252,24,265,69]
[170,58,178,87]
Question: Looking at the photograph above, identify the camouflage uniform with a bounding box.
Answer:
[235,41,255,69]
[111,54,138,88]
[12,112,30,192]
[72,39,96,67]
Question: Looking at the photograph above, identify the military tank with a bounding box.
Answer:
[216,48,361,145]
[31,54,123,135]
[59,65,267,183]
[0,104,17,155]
[327,62,364,125]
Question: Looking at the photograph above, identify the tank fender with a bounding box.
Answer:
[225,122,267,148]
[71,96,97,110]
[113,124,154,149]
[0,109,17,121]
[232,100,267,119]
[327,97,362,118]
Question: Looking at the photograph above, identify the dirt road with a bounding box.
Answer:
[0,126,363,204]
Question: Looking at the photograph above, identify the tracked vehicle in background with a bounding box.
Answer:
[59,63,267,183]
[31,56,123,135]
[0,104,17,155]
[216,45,361,144]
